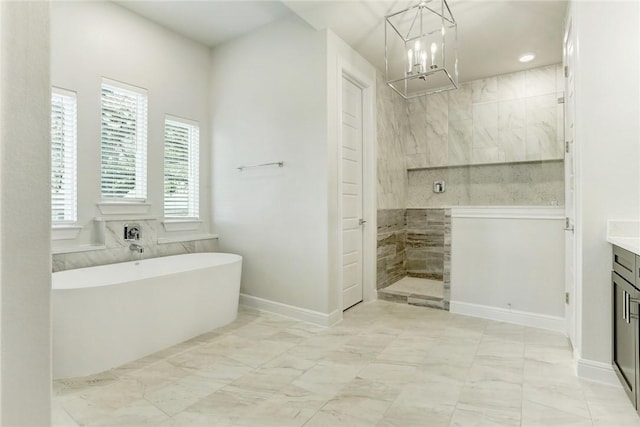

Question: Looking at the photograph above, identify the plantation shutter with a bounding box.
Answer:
[51,88,77,224]
[164,117,199,218]
[101,79,148,200]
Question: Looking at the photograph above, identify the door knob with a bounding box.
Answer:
[359,219,367,226]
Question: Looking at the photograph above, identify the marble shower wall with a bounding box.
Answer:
[376,72,409,210]
[404,64,564,169]
[376,208,451,307]
[376,209,406,289]
[405,208,452,309]
[52,219,219,272]
[406,209,446,280]
[408,160,564,207]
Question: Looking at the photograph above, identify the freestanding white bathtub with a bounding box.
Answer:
[52,252,242,379]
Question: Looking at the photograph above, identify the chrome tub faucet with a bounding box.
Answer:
[129,243,144,254]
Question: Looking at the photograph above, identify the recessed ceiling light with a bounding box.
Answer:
[519,53,536,63]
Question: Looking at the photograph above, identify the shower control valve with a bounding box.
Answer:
[124,224,141,242]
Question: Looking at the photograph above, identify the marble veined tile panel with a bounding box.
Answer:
[448,119,472,166]
[525,64,557,97]
[471,77,498,103]
[498,71,526,101]
[498,99,526,130]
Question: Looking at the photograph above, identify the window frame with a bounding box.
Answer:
[163,115,200,220]
[50,87,78,226]
[100,78,148,202]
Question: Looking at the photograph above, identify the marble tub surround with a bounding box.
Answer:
[404,64,564,169]
[52,218,219,272]
[52,301,635,427]
[377,209,406,290]
[408,160,564,208]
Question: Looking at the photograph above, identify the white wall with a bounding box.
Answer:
[450,207,565,331]
[572,1,640,366]
[51,2,212,245]
[0,2,51,424]
[210,15,331,315]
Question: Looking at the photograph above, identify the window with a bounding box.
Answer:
[51,88,77,224]
[163,116,199,218]
[100,79,147,201]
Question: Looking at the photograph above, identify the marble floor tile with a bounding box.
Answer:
[336,377,403,402]
[393,380,461,410]
[523,377,590,419]
[449,403,520,427]
[457,380,522,417]
[357,362,419,384]
[51,402,80,427]
[316,395,393,425]
[379,403,454,427]
[156,410,235,426]
[466,355,524,385]
[521,399,594,427]
[143,374,227,416]
[52,301,639,427]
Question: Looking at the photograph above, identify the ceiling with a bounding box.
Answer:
[117,0,567,83]
[115,1,292,47]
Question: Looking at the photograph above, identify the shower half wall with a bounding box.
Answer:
[377,208,451,310]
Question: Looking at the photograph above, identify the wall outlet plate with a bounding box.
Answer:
[433,181,446,193]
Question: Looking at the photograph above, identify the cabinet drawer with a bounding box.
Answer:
[614,246,636,285]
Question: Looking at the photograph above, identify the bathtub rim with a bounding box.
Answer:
[52,252,242,291]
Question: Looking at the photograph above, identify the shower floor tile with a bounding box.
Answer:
[382,276,444,299]
[378,276,446,309]
[52,302,636,427]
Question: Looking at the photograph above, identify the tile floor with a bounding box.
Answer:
[53,301,639,426]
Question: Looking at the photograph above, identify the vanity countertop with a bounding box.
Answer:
[608,236,640,256]
[608,220,640,255]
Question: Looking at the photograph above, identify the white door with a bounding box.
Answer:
[341,77,364,311]
[564,17,577,346]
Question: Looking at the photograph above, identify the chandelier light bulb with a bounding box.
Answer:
[431,42,437,67]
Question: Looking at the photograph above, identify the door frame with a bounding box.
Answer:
[563,4,580,356]
[335,59,377,314]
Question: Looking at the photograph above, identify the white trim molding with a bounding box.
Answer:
[52,225,82,240]
[240,293,341,327]
[451,206,565,220]
[51,244,107,255]
[450,300,565,334]
[157,234,219,245]
[576,358,621,387]
[162,219,202,232]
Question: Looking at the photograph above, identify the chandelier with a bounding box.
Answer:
[385,0,458,98]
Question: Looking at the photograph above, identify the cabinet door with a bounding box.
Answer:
[613,271,638,405]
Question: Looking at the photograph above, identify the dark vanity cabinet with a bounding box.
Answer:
[613,245,640,412]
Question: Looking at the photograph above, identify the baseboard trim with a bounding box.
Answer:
[449,300,565,333]
[576,358,621,387]
[239,293,341,327]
